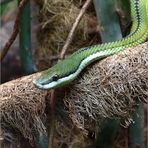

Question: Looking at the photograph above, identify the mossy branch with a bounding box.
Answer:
[0,42,148,147]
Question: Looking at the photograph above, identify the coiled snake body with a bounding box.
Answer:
[33,0,148,90]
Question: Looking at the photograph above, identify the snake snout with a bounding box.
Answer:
[33,79,45,89]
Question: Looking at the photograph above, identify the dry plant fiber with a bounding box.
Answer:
[65,42,148,134]
[0,42,148,147]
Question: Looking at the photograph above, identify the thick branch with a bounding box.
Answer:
[0,42,148,146]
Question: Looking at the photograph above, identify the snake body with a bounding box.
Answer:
[33,0,148,90]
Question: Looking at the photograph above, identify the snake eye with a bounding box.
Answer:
[52,74,59,81]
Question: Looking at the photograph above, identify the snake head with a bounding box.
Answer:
[33,57,81,90]
[33,67,62,90]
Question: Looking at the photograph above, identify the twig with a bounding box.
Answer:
[48,89,56,148]
[0,0,27,61]
[59,0,92,59]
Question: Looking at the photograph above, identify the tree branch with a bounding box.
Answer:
[0,42,148,147]
[59,0,92,59]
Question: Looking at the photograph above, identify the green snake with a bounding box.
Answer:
[33,0,148,90]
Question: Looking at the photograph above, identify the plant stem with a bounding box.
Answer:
[93,0,122,42]
[93,0,122,147]
[19,0,34,74]
[129,103,144,148]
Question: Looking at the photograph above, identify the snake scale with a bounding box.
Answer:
[33,0,148,90]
